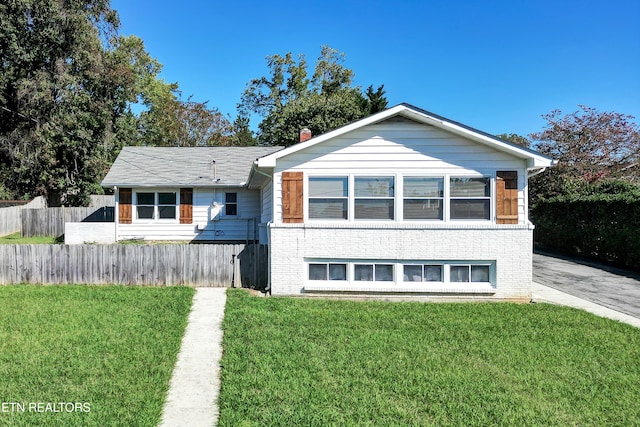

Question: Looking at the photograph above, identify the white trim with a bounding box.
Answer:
[256,104,555,169]
[304,260,497,291]
[304,172,495,223]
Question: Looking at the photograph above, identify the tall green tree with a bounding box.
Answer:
[529,105,640,204]
[0,1,237,204]
[0,1,151,205]
[239,45,388,146]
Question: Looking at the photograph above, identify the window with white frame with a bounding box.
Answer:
[307,261,493,286]
[135,191,177,220]
[403,177,444,220]
[449,177,491,220]
[403,264,443,282]
[306,174,494,222]
[308,263,347,281]
[309,177,348,219]
[450,264,491,283]
[354,263,394,281]
[354,177,395,220]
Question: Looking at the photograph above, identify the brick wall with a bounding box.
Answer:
[269,223,533,300]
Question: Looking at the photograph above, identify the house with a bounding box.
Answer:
[102,104,555,300]
[101,146,283,242]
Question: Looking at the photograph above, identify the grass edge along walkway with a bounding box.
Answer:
[219,289,640,426]
[0,285,195,427]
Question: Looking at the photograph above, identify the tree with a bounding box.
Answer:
[0,1,237,204]
[496,133,531,149]
[0,1,149,205]
[529,106,640,203]
[139,93,235,147]
[532,106,640,181]
[239,45,388,146]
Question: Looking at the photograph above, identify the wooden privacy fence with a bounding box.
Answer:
[22,207,114,238]
[0,243,268,288]
[0,197,47,237]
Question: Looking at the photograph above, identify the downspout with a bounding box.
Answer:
[113,186,118,242]
[264,220,272,295]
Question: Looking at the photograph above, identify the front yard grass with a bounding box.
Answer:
[0,285,194,426]
[219,290,640,426]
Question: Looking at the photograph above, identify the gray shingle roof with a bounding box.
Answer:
[101,146,283,187]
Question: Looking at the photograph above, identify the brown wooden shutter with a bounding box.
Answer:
[282,171,303,223]
[180,188,193,224]
[119,188,132,224]
[496,171,518,224]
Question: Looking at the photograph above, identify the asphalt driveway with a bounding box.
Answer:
[533,251,640,319]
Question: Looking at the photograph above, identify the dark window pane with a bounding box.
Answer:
[450,266,470,282]
[137,193,154,205]
[355,199,394,220]
[404,177,443,197]
[309,177,348,197]
[158,205,176,219]
[471,265,490,282]
[355,177,394,197]
[309,199,347,219]
[354,264,373,281]
[375,264,394,281]
[329,264,347,281]
[450,200,490,220]
[309,264,328,280]
[404,199,443,220]
[158,192,176,204]
[450,178,490,197]
[137,206,154,219]
[225,204,237,216]
[404,265,423,282]
[424,265,443,282]
[225,192,237,203]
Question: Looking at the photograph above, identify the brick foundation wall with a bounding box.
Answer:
[269,223,533,300]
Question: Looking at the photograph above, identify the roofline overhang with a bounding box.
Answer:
[255,103,556,169]
[101,182,247,188]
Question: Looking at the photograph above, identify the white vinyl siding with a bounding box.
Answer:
[273,119,529,225]
[118,187,262,241]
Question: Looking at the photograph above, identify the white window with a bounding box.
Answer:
[354,263,394,281]
[309,177,348,220]
[403,177,444,220]
[354,177,395,220]
[403,264,443,282]
[450,265,491,283]
[449,177,491,220]
[307,261,494,287]
[307,174,494,222]
[308,263,347,281]
[135,192,177,220]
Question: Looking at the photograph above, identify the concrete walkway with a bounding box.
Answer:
[532,281,640,328]
[159,288,227,427]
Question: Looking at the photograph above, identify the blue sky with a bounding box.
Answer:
[111,0,640,139]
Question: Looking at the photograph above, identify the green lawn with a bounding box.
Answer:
[0,232,61,244]
[0,285,194,426]
[219,290,640,426]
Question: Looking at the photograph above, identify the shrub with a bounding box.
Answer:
[532,183,640,269]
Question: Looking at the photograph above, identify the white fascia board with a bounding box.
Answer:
[401,109,555,169]
[255,105,408,168]
[255,104,555,169]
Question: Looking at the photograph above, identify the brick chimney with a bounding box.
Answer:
[299,128,312,142]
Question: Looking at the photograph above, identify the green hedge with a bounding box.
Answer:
[531,194,640,269]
